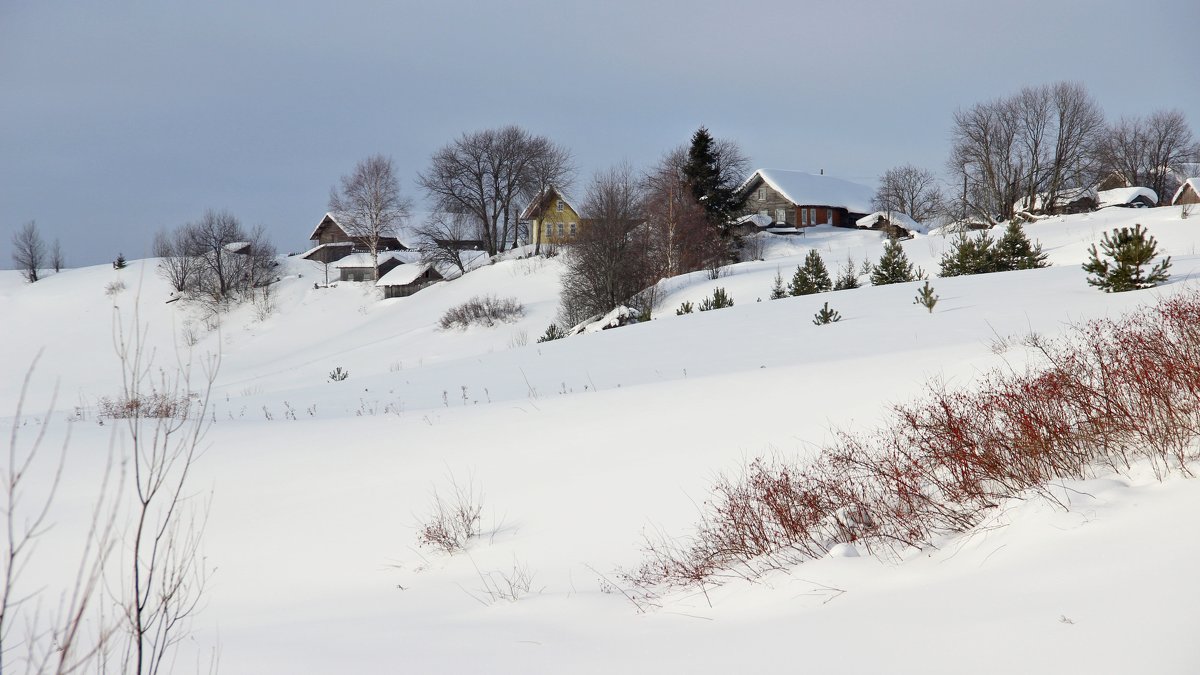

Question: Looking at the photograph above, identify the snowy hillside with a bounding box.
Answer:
[2,206,1198,674]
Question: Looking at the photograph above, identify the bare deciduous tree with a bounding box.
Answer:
[153,226,201,293]
[328,154,412,280]
[2,355,122,675]
[643,148,723,278]
[418,126,573,256]
[558,164,650,326]
[50,239,64,273]
[873,164,944,224]
[950,81,1104,222]
[11,221,46,283]
[413,211,475,278]
[1098,109,1198,201]
[111,307,217,675]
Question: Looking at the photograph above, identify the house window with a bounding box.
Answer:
[757,188,766,201]
[557,223,564,237]
[801,208,809,226]
[543,223,551,239]
[775,208,786,224]
[758,209,768,219]
[556,200,565,212]
[569,222,577,237]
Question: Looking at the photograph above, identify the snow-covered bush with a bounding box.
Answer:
[438,295,524,329]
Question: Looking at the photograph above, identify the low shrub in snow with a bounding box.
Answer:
[438,295,524,330]
[97,391,193,419]
[697,287,733,311]
[417,475,483,554]
[630,288,1200,590]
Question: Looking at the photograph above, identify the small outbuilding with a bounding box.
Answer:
[376,263,443,298]
[1098,187,1159,210]
[1172,178,1200,206]
[855,211,920,239]
[334,251,420,282]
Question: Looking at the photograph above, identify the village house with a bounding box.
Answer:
[735,169,874,229]
[856,211,919,239]
[302,212,409,264]
[1014,187,1098,216]
[521,186,582,247]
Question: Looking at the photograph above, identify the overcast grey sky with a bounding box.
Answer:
[2,0,1198,267]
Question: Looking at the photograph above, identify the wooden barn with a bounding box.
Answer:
[1172,178,1200,206]
[856,211,919,239]
[376,263,443,298]
[333,251,419,282]
[735,169,874,229]
[302,212,409,264]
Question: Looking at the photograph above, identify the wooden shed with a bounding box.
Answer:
[376,263,443,298]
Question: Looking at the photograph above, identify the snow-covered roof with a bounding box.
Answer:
[1014,187,1097,212]
[1098,187,1158,209]
[1172,178,1198,205]
[738,169,874,213]
[332,251,421,268]
[376,262,439,286]
[855,211,920,229]
[307,212,347,241]
[223,241,251,253]
[734,213,773,228]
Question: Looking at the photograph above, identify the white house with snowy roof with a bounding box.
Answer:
[735,169,874,229]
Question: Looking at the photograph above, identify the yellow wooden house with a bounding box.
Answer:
[521,186,582,247]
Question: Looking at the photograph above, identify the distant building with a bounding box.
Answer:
[734,169,874,228]
[302,212,409,264]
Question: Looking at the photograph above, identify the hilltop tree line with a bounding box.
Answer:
[876,82,1198,227]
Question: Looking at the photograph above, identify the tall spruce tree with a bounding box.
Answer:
[682,126,744,226]
[995,221,1049,271]
[1083,223,1171,292]
[871,238,922,285]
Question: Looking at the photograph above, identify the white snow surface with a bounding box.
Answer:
[2,207,1199,674]
[741,168,875,212]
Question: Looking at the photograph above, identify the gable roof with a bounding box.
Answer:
[376,262,441,287]
[1014,186,1097,212]
[1172,178,1199,205]
[519,185,580,220]
[855,210,920,229]
[1098,186,1158,209]
[308,212,348,241]
[738,169,874,213]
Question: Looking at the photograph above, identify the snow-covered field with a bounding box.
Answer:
[3,206,1199,673]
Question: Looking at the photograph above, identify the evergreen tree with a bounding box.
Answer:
[697,287,734,311]
[676,301,694,315]
[1083,223,1172,292]
[870,238,922,285]
[812,302,841,325]
[939,232,999,277]
[769,269,788,299]
[995,221,1049,271]
[913,281,939,313]
[537,323,565,342]
[113,252,127,269]
[834,256,860,290]
[789,250,832,296]
[682,126,744,226]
